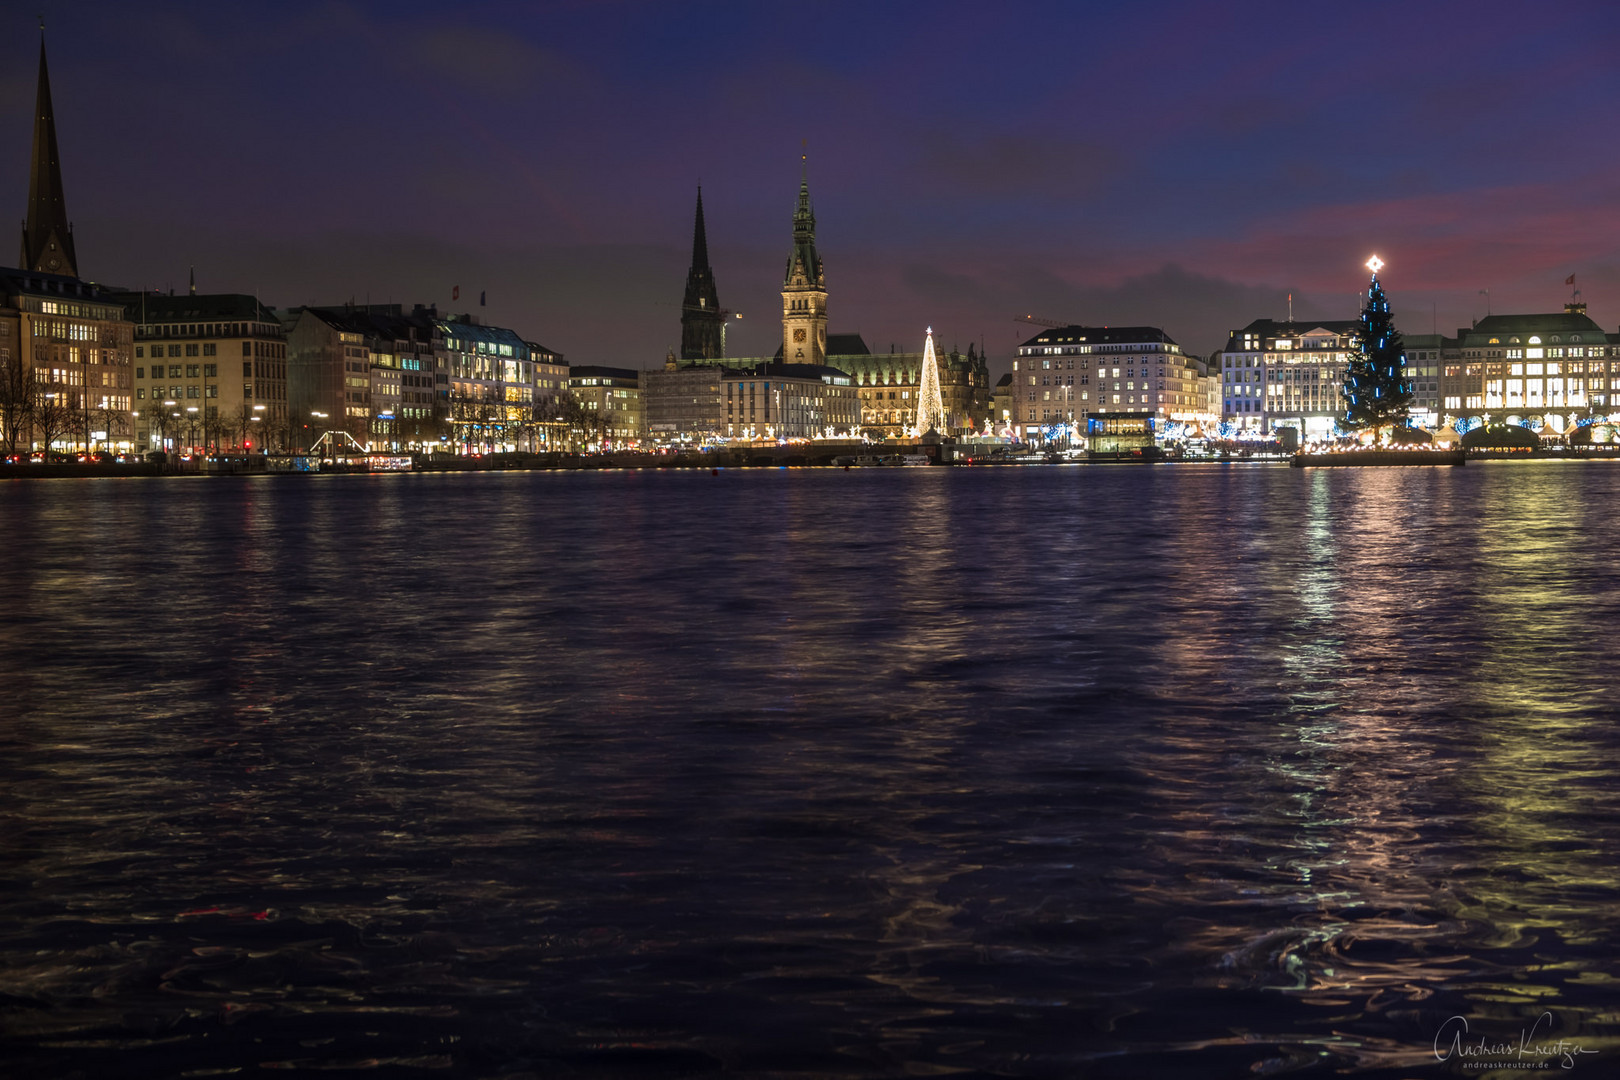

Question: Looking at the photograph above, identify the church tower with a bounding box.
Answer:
[679,187,723,361]
[781,158,826,365]
[20,35,78,278]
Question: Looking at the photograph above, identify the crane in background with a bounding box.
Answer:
[1012,314,1078,336]
[655,303,743,357]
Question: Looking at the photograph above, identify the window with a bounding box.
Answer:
[243,361,251,376]
[135,346,144,358]
[203,343,216,357]
[206,385,218,398]
[185,344,199,357]
[203,364,217,377]
[244,384,252,399]
[169,365,182,378]
[186,386,199,399]
[135,367,144,378]
[186,364,199,377]
[136,387,144,400]
[242,341,252,356]
[168,345,182,357]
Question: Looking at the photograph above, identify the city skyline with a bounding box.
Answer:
[5,2,1620,375]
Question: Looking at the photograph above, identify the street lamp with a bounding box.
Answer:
[310,410,327,454]
[252,403,266,452]
[160,400,177,454]
[186,405,199,458]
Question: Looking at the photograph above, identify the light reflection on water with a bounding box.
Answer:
[2,462,1619,1077]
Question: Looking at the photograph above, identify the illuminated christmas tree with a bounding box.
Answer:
[912,327,947,437]
[1340,255,1413,444]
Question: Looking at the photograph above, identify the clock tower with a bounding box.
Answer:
[20,35,78,279]
[781,158,826,365]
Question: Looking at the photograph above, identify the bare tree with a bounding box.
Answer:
[0,356,33,455]
[34,379,74,456]
[552,392,605,452]
[93,398,128,455]
[203,406,229,455]
[230,402,256,451]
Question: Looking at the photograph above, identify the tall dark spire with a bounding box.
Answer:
[680,186,723,362]
[690,187,710,274]
[20,34,77,278]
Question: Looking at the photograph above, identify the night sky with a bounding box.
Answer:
[6,1,1620,375]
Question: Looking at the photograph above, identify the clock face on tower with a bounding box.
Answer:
[793,329,806,343]
[46,257,59,271]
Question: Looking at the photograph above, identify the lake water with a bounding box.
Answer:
[2,462,1619,1078]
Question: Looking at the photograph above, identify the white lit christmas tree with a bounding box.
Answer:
[912,327,947,437]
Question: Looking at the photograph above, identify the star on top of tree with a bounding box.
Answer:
[1366,254,1384,276]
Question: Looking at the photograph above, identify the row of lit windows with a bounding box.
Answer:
[1023,342,1177,356]
[32,319,98,342]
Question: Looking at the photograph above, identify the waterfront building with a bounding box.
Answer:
[721,363,859,441]
[286,304,440,452]
[829,337,990,439]
[1014,325,1211,443]
[527,341,569,450]
[287,304,560,453]
[119,291,287,453]
[1437,305,1612,435]
[1402,334,1443,427]
[569,365,643,448]
[0,268,133,453]
[680,188,725,362]
[643,364,725,446]
[439,316,554,453]
[991,373,1013,434]
[1217,319,1358,437]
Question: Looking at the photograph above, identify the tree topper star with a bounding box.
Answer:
[1366,254,1384,276]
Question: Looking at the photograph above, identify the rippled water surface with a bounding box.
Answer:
[3,462,1620,1078]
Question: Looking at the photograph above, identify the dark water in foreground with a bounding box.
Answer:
[2,462,1619,1079]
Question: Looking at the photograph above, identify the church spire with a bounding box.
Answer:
[793,156,816,241]
[679,186,723,362]
[691,186,710,273]
[783,154,822,289]
[780,154,827,365]
[20,32,77,278]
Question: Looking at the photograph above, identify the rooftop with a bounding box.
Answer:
[112,291,279,323]
[1020,325,1181,349]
